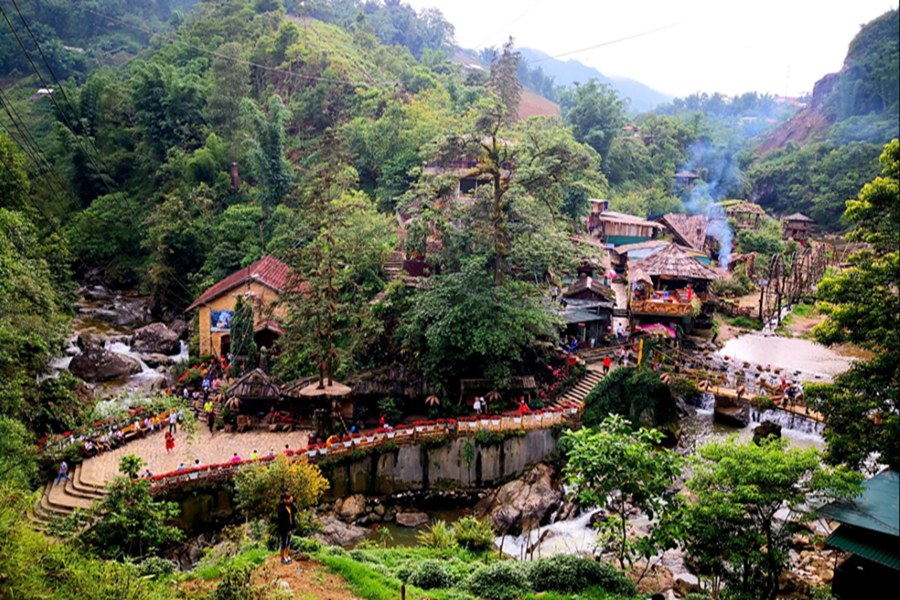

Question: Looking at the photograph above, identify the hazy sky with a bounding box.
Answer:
[405,0,899,98]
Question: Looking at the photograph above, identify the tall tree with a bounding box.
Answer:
[679,438,861,600]
[241,95,293,213]
[559,79,629,166]
[231,295,257,370]
[808,139,899,471]
[488,37,522,125]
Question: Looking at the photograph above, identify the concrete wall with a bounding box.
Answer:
[322,429,559,498]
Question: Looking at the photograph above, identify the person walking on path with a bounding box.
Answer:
[602,355,612,375]
[164,431,175,454]
[55,461,72,485]
[168,410,178,434]
[616,324,624,344]
[207,410,215,435]
[277,492,295,564]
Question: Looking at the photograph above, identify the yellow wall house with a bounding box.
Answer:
[186,255,291,358]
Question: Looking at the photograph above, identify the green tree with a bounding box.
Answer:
[230,295,257,371]
[680,437,862,600]
[0,132,30,211]
[67,193,145,285]
[67,456,183,558]
[562,415,683,569]
[233,454,328,522]
[241,95,293,212]
[808,139,899,471]
[580,367,678,428]
[0,416,39,489]
[559,79,629,165]
[734,216,783,256]
[399,257,561,389]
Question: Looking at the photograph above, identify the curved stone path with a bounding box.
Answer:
[80,424,312,486]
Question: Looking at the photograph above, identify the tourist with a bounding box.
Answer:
[144,416,153,432]
[143,469,153,478]
[616,324,624,344]
[602,355,612,375]
[176,462,186,471]
[134,418,143,439]
[207,410,215,435]
[55,461,72,485]
[619,346,628,366]
[183,387,189,401]
[284,444,291,454]
[379,414,386,428]
[164,431,175,454]
[473,396,482,415]
[277,492,295,564]
[230,453,242,463]
[268,447,276,457]
[168,410,178,434]
[250,450,259,460]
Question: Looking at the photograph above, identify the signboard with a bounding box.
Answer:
[210,310,234,332]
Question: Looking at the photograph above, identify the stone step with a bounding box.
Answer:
[75,462,107,490]
[73,464,107,494]
[46,477,95,512]
[65,475,105,501]
[39,484,75,517]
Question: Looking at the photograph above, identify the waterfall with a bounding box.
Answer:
[750,408,824,437]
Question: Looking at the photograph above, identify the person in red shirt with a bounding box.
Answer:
[602,355,612,375]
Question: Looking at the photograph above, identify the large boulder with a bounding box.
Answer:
[335,494,368,523]
[140,353,174,369]
[395,511,430,528]
[77,332,107,352]
[315,516,369,547]
[474,463,563,535]
[70,346,141,383]
[132,322,181,355]
[169,319,189,340]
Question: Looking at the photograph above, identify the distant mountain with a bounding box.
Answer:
[518,47,673,113]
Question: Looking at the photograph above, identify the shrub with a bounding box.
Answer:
[137,556,177,579]
[594,561,638,597]
[415,519,457,551]
[683,594,713,600]
[405,559,457,589]
[527,553,607,593]
[453,516,495,551]
[466,561,529,600]
[211,562,267,600]
[290,536,322,553]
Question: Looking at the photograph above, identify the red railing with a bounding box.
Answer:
[146,407,580,494]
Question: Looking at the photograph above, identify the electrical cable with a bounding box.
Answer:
[530,22,681,63]
[473,0,546,50]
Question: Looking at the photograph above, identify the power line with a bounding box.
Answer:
[53,0,398,89]
[530,22,682,63]
[474,0,546,50]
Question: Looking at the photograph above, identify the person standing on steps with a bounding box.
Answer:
[55,461,72,485]
[277,492,295,564]
[602,355,612,375]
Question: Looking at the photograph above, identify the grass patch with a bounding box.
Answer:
[522,587,640,600]
[791,302,816,318]
[723,315,763,330]
[189,544,271,581]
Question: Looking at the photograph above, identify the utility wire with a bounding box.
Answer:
[473,0,546,50]
[2,0,198,306]
[53,0,398,89]
[530,22,681,63]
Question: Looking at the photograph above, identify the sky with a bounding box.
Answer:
[405,0,899,98]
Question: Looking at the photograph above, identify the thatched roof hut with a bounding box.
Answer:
[657,213,708,251]
[345,364,434,398]
[226,368,281,401]
[630,243,718,282]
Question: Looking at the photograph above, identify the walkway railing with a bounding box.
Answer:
[146,406,581,495]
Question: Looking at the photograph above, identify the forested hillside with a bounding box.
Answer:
[748,9,899,227]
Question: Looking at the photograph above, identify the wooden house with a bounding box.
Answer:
[628,244,719,330]
[561,266,615,345]
[656,213,709,253]
[721,201,767,230]
[594,211,663,247]
[781,212,814,242]
[186,255,290,358]
[673,170,701,188]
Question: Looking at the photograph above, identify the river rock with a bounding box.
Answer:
[778,571,810,598]
[132,322,181,355]
[77,332,107,352]
[395,511,429,528]
[169,319,189,340]
[140,353,174,368]
[672,577,700,597]
[753,420,782,445]
[335,494,367,523]
[315,516,369,547]
[474,463,563,536]
[627,563,674,595]
[70,345,142,382]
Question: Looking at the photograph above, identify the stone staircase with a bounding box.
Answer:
[550,365,605,413]
[384,251,405,282]
[29,463,107,530]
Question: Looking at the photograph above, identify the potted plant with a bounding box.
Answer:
[365,431,375,443]
[342,436,353,448]
[490,414,501,428]
[385,428,396,439]
[317,443,328,456]
[414,420,425,433]
[374,428,386,442]
[424,420,436,433]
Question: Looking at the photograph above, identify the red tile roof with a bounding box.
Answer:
[186,255,290,311]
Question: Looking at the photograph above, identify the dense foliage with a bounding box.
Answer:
[808,139,899,471]
[580,366,677,427]
[679,437,862,600]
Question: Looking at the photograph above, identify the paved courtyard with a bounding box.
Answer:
[80,421,311,486]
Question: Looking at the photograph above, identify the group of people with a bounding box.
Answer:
[81,428,126,457]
